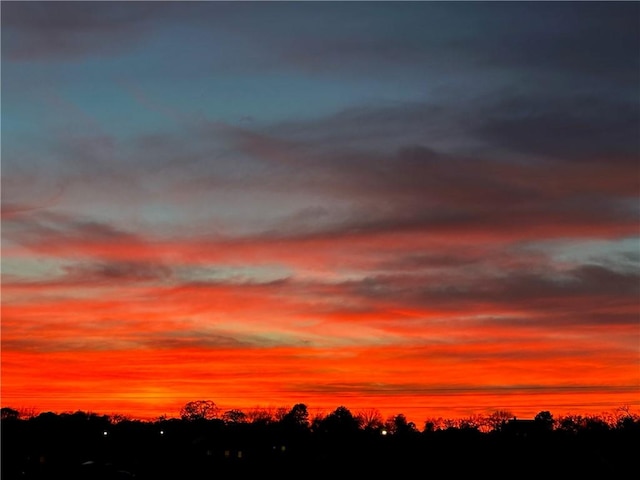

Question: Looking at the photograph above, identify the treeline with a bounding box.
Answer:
[2,402,639,479]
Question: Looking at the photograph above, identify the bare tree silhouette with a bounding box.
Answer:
[179,400,219,421]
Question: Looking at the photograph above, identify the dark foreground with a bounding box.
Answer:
[2,416,638,479]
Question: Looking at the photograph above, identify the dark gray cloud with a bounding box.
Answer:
[1,209,147,254]
[293,381,639,397]
[139,330,255,351]
[475,2,640,88]
[323,264,640,327]
[473,93,640,160]
[265,88,639,162]
[0,325,253,353]
[216,126,638,242]
[1,1,162,60]
[6,2,637,86]
[62,261,172,284]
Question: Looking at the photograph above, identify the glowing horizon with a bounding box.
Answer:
[2,1,639,426]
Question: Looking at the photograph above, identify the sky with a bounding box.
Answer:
[1,1,639,425]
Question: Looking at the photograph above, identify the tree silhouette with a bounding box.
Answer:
[0,407,20,420]
[179,400,219,421]
[558,414,584,434]
[487,409,515,432]
[2,402,638,479]
[534,410,555,431]
[245,407,274,425]
[319,406,359,435]
[386,413,418,436]
[281,403,310,429]
[223,409,248,424]
[356,408,384,432]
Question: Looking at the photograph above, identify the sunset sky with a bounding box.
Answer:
[2,1,639,425]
